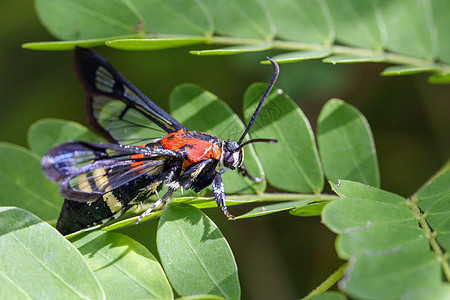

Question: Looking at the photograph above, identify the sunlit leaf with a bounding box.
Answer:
[428,72,450,84]
[289,201,328,217]
[190,43,273,56]
[27,118,102,156]
[107,37,209,50]
[201,0,274,40]
[379,0,437,60]
[326,0,385,50]
[0,143,62,220]
[157,203,240,299]
[71,231,173,299]
[322,180,446,299]
[235,198,315,219]
[415,167,450,256]
[323,55,386,64]
[28,0,450,78]
[35,0,144,40]
[268,49,332,64]
[317,99,379,187]
[22,36,139,50]
[243,84,324,193]
[0,207,104,299]
[263,0,334,45]
[381,65,442,76]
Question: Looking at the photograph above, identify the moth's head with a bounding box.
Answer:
[221,140,244,170]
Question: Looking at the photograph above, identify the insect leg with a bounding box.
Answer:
[135,188,173,224]
[238,164,264,183]
[212,173,235,220]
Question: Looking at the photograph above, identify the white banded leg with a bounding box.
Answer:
[135,189,173,224]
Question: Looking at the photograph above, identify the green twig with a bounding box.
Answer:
[304,262,348,298]
[407,196,450,282]
[228,193,338,202]
[408,161,450,282]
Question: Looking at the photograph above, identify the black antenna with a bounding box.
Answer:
[237,57,279,145]
[237,138,277,150]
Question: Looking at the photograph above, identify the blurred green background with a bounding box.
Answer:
[1,1,448,298]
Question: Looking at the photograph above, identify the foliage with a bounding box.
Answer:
[0,0,448,299]
[24,0,450,83]
[1,82,449,298]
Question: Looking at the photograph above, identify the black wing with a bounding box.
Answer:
[42,141,185,202]
[74,47,186,145]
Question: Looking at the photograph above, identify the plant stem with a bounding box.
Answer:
[228,193,338,202]
[304,262,348,298]
[407,196,450,281]
[407,161,450,282]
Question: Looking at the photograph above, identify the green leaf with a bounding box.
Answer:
[331,179,404,204]
[415,167,450,254]
[381,65,442,76]
[289,201,328,217]
[129,0,214,36]
[35,0,145,40]
[71,231,173,299]
[317,99,380,187]
[404,285,450,300]
[0,207,104,299]
[336,223,428,259]
[340,249,441,299]
[323,55,387,64]
[170,83,265,195]
[326,0,386,50]
[177,295,226,300]
[428,72,450,84]
[322,180,445,299]
[379,0,437,60]
[268,49,333,64]
[235,198,315,219]
[107,37,209,50]
[432,0,450,64]
[324,181,414,234]
[190,43,273,56]
[0,143,62,221]
[22,35,141,50]
[157,203,240,299]
[201,0,274,40]
[243,83,324,193]
[263,0,333,45]
[29,0,450,79]
[27,118,102,156]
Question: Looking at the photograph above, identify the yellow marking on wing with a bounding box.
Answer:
[76,174,93,193]
[93,168,108,189]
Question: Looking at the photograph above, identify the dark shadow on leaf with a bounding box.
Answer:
[71,231,161,272]
[317,103,361,136]
[207,272,240,300]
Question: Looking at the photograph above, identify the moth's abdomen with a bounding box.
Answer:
[56,175,161,235]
